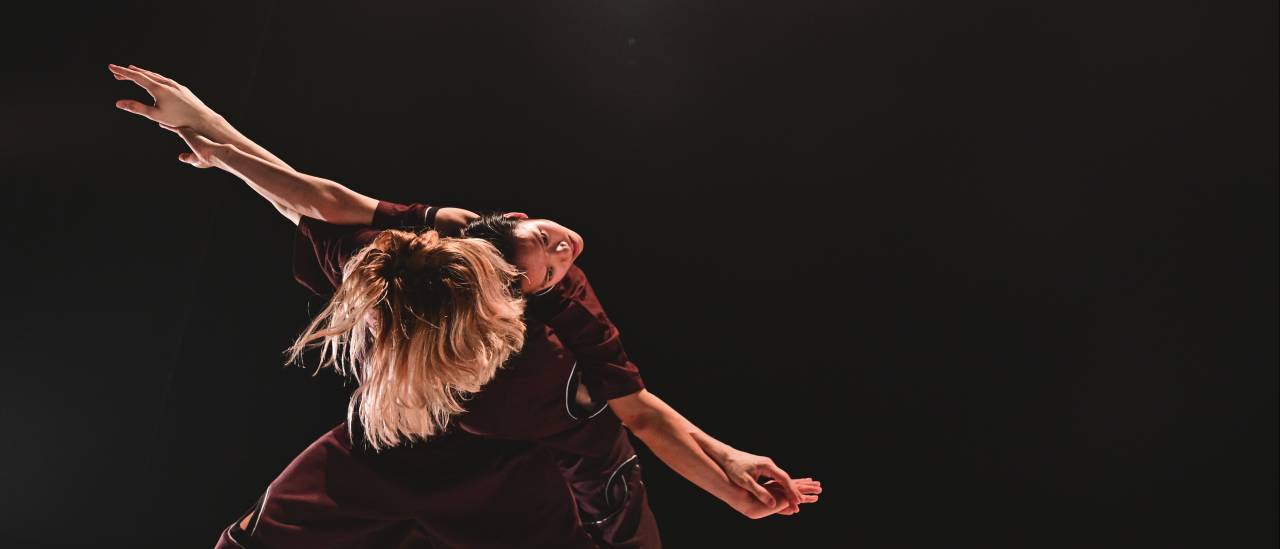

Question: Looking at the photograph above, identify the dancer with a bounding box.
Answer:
[112,64,821,547]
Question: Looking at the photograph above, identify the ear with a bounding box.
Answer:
[503,212,530,220]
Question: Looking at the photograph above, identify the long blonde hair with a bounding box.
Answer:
[288,229,526,450]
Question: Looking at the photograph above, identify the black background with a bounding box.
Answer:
[2,1,1275,547]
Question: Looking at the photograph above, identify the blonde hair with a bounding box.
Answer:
[288,229,526,450]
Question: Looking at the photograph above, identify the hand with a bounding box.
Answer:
[716,448,804,513]
[435,207,482,236]
[109,64,221,132]
[770,478,821,516]
[159,125,230,169]
[731,478,823,519]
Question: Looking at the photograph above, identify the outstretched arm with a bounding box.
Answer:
[208,143,378,225]
[111,64,480,230]
[609,390,821,519]
[158,126,377,225]
[110,64,308,221]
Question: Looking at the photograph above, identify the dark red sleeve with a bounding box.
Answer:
[527,266,645,400]
[292,218,384,296]
[292,201,434,296]
[370,200,433,230]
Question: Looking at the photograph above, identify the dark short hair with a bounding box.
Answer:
[461,213,520,261]
[461,213,523,294]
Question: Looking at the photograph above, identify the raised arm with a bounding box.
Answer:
[110,64,311,221]
[111,64,479,230]
[159,126,377,225]
[111,64,484,230]
[609,390,821,519]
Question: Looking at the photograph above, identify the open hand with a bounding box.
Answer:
[109,64,220,132]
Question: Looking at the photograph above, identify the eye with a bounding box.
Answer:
[540,231,550,246]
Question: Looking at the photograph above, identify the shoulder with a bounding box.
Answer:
[559,265,591,295]
[525,266,603,321]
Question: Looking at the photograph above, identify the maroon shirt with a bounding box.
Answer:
[292,201,645,456]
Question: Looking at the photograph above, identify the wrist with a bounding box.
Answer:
[198,112,232,140]
[722,487,765,517]
[209,143,239,169]
[691,431,734,463]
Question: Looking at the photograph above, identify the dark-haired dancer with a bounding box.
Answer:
[112,64,821,548]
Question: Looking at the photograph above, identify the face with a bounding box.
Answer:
[507,215,585,295]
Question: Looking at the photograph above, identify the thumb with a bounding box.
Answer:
[169,126,205,153]
[115,99,157,120]
[176,126,216,147]
[740,476,775,507]
[761,463,800,507]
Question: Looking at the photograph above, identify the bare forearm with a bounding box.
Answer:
[201,114,294,171]
[199,114,300,220]
[616,392,749,507]
[690,430,735,463]
[211,145,377,225]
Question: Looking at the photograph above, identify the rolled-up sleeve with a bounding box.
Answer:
[371,200,432,230]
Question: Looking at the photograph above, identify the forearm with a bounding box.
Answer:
[689,430,736,464]
[211,145,378,225]
[199,114,301,220]
[201,114,294,171]
[615,392,750,507]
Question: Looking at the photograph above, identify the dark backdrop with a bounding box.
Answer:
[3,1,1275,547]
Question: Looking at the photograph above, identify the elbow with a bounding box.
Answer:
[621,413,659,435]
[303,187,352,224]
[617,406,663,435]
[609,390,669,436]
[314,185,373,225]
